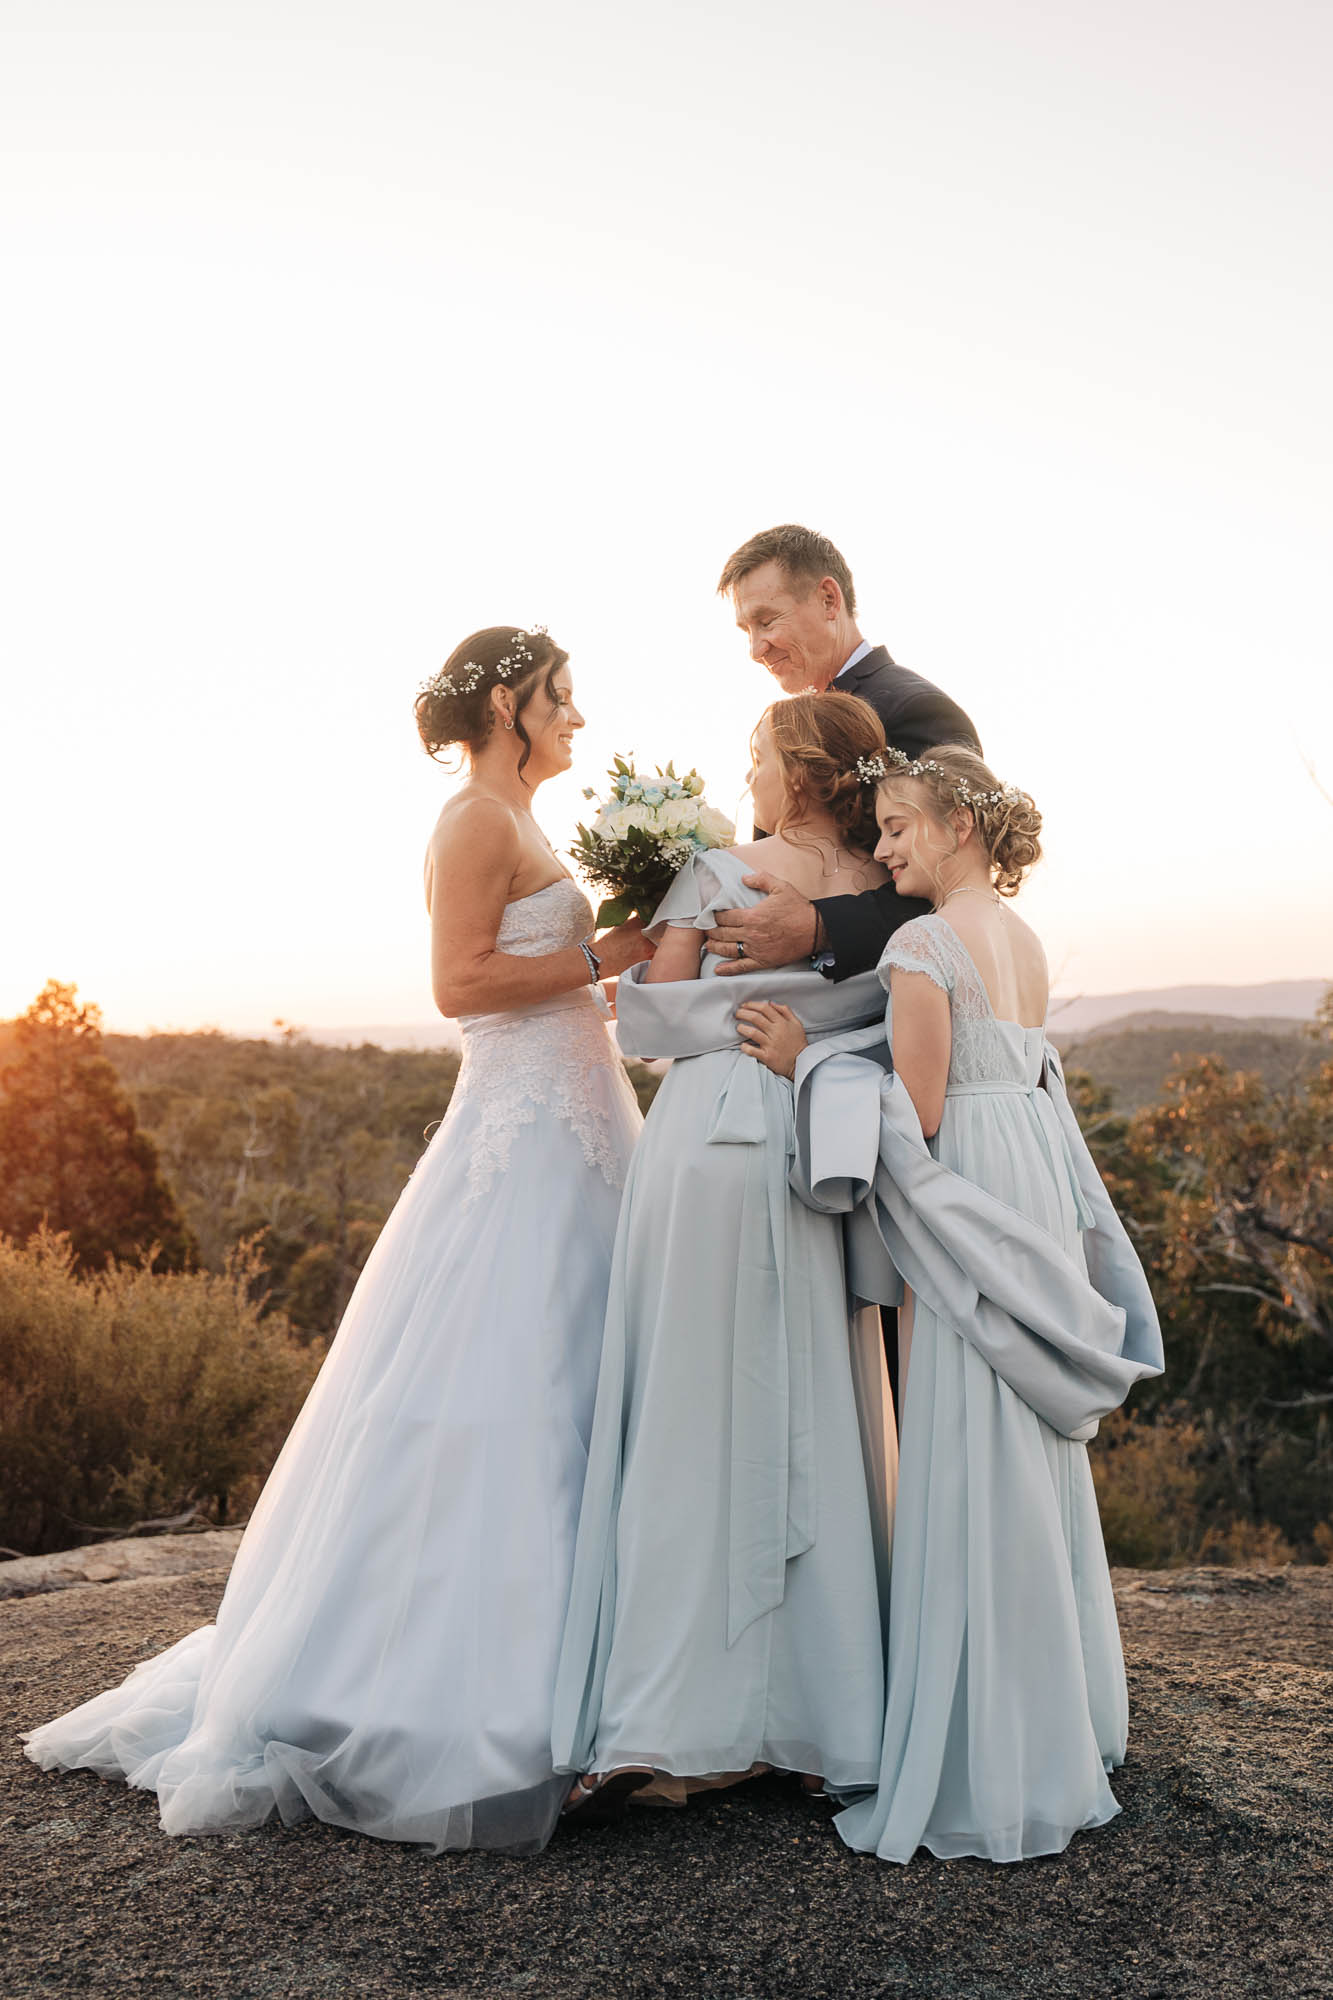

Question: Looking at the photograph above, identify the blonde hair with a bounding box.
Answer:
[880,743,1042,896]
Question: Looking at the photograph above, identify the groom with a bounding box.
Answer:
[711,524,982,1427]
[707,523,981,982]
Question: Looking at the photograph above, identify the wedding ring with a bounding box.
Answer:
[735,941,747,960]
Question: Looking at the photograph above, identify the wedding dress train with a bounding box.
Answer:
[25,880,643,1854]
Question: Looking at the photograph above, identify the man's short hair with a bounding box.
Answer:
[716,524,857,618]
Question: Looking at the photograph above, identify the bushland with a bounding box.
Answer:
[0,1231,321,1556]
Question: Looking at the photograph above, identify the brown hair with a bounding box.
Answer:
[415,626,569,780]
[881,743,1043,897]
[717,524,857,617]
[758,691,885,853]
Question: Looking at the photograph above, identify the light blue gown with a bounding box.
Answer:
[551,850,897,1791]
[789,914,1164,1863]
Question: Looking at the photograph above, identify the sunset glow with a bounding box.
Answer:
[3,2,1329,1033]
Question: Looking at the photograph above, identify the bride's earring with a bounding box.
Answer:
[504,718,515,732]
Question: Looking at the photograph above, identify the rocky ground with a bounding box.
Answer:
[2,1552,1330,2000]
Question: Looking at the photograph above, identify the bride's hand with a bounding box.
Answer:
[593,919,655,979]
[736,1001,807,1079]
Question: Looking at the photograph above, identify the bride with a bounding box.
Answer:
[24,625,651,1854]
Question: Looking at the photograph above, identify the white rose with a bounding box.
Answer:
[697,804,736,846]
[603,803,658,839]
[657,798,701,836]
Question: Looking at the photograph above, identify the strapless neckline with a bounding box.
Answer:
[505,877,580,910]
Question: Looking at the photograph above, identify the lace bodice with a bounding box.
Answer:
[448,879,639,1202]
[469,876,598,967]
[879,915,1045,1091]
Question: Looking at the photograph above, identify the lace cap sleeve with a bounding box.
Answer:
[878,917,956,995]
[646,850,737,935]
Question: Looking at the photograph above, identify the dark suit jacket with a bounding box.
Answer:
[815,647,983,981]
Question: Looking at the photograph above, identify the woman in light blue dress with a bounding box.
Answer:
[553,694,899,1810]
[739,743,1164,1863]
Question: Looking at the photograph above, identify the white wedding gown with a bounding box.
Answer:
[25,880,643,1854]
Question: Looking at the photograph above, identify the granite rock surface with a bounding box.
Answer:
[3,1557,1330,1999]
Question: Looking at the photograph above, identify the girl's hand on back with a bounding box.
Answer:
[736,1001,808,1079]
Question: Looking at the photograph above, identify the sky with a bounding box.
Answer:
[2,0,1330,1034]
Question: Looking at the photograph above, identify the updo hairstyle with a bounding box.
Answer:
[881,743,1043,896]
[761,691,887,854]
[415,626,569,778]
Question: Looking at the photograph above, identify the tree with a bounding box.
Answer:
[0,982,193,1271]
[1132,990,1332,1397]
[1073,992,1333,1557]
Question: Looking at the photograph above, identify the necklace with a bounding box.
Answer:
[938,884,1003,910]
[808,835,869,880]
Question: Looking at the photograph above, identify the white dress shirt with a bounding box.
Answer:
[831,641,874,685]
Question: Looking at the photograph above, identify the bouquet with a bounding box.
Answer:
[571,755,736,927]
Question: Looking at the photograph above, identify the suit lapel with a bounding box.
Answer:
[833,646,894,695]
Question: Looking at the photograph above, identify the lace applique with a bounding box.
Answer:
[447,879,639,1205]
[880,921,955,995]
[881,915,1018,1089]
[450,1005,634,1204]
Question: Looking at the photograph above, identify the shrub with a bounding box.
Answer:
[1090,1409,1322,1567]
[0,1230,322,1556]
[1090,1411,1206,1567]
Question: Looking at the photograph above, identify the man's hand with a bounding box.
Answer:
[706,872,818,976]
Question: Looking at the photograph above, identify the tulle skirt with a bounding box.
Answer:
[24,1067,641,1854]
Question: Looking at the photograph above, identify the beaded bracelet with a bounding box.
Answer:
[578,940,601,984]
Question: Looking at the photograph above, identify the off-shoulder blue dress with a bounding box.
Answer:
[551,849,897,1791]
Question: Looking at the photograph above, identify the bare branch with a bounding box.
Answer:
[1184,1327,1216,1401]
[1045,988,1085,1024]
[1302,752,1333,809]
[1198,1281,1300,1313]
[1252,1214,1333,1264]
[57,1502,201,1539]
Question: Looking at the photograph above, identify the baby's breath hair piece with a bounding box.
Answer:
[418,625,550,704]
[873,744,1022,812]
[860,741,1042,897]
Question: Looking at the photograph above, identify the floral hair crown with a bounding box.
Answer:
[420,626,549,703]
[856,745,1023,811]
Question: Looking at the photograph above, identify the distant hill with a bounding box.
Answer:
[1053,1013,1320,1110]
[304,1021,462,1051]
[1047,979,1327,1036]
[305,980,1328,1055]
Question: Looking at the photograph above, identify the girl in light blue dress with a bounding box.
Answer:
[738,743,1164,1863]
[553,694,899,1813]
